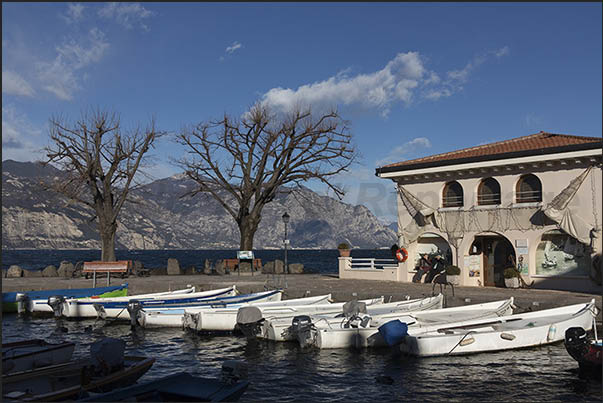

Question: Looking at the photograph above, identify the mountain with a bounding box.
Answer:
[1,160,397,249]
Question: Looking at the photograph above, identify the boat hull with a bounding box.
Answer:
[2,340,75,374]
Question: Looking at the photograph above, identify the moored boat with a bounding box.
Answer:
[261,294,444,342]
[295,297,514,349]
[61,286,235,319]
[2,284,129,314]
[181,294,333,332]
[136,289,284,328]
[2,339,75,375]
[397,299,597,357]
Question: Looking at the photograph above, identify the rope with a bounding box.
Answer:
[447,331,475,355]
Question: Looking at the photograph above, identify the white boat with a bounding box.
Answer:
[296,297,514,349]
[26,285,192,314]
[61,286,236,319]
[2,339,76,375]
[181,294,333,332]
[137,290,284,328]
[262,294,444,342]
[398,299,597,357]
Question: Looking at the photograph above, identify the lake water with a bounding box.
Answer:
[2,249,602,401]
[1,249,394,274]
[2,314,602,401]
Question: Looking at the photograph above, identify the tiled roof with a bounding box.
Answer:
[381,132,601,169]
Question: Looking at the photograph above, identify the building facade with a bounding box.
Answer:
[375,132,602,293]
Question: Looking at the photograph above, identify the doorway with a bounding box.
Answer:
[470,235,515,287]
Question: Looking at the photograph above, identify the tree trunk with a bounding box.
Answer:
[98,220,117,262]
[238,214,260,251]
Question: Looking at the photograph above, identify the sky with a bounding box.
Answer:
[2,2,602,224]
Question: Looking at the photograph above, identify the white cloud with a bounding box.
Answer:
[259,48,509,116]
[2,70,35,97]
[225,41,242,54]
[523,113,543,129]
[35,28,109,100]
[260,52,428,116]
[2,106,45,161]
[61,3,85,24]
[98,3,154,31]
[375,137,432,166]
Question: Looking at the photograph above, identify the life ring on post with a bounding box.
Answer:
[395,248,408,262]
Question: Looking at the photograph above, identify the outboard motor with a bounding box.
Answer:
[16,293,29,315]
[127,300,143,327]
[221,360,248,384]
[93,303,108,319]
[342,300,369,328]
[90,337,126,376]
[47,295,66,317]
[292,315,316,349]
[182,311,200,331]
[236,306,264,338]
[565,327,590,363]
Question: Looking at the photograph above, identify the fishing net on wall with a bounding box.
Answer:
[397,165,600,249]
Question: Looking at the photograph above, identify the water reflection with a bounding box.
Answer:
[2,314,601,401]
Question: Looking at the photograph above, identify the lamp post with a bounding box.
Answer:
[282,212,290,275]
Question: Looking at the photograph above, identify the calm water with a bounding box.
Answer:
[2,314,601,402]
[1,249,394,274]
[2,249,602,401]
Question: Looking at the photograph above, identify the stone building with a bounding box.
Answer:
[373,132,602,293]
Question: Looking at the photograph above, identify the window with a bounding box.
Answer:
[516,174,542,203]
[442,181,464,207]
[478,177,501,205]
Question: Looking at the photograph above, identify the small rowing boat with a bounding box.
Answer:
[2,339,75,375]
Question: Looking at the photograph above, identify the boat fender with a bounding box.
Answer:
[93,303,107,319]
[395,248,409,262]
[127,300,143,327]
[500,332,516,341]
[378,320,409,347]
[547,324,557,342]
[16,293,29,314]
[47,295,66,317]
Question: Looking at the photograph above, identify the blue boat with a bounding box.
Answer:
[2,283,128,313]
[79,371,250,402]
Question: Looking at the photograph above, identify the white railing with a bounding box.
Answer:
[349,258,399,271]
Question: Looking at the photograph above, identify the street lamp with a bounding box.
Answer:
[282,212,290,275]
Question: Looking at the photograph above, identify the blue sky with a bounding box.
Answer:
[3,3,602,223]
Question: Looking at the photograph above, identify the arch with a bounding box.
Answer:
[478,177,501,206]
[412,232,453,283]
[516,173,542,203]
[442,181,464,208]
[469,231,515,287]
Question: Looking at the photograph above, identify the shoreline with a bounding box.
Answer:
[2,273,601,318]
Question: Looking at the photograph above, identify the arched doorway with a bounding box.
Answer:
[469,233,515,287]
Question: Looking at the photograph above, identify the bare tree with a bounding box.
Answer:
[176,103,358,250]
[42,109,162,261]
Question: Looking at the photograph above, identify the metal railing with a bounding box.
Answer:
[349,258,399,271]
[477,193,501,205]
[516,190,542,203]
[442,194,463,208]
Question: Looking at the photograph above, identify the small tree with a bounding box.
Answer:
[176,103,357,250]
[42,109,162,261]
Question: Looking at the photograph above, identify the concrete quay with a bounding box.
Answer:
[2,273,601,321]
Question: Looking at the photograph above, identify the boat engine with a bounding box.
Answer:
[236,306,265,338]
[127,300,143,327]
[93,303,107,319]
[565,327,590,363]
[90,337,126,375]
[47,295,66,317]
[292,315,317,348]
[341,300,370,329]
[222,360,248,384]
[16,293,29,315]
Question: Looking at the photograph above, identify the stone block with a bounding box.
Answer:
[215,260,226,275]
[42,265,58,277]
[23,269,43,278]
[203,259,213,275]
[274,260,284,274]
[7,265,23,278]
[57,261,75,277]
[288,263,304,274]
[262,261,274,274]
[238,262,252,272]
[167,258,182,275]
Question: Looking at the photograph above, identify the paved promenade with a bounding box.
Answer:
[3,273,601,322]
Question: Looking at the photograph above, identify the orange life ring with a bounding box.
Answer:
[395,248,408,262]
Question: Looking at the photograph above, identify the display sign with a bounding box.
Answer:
[237,251,254,260]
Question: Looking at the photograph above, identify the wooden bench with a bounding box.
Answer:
[83,261,132,286]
